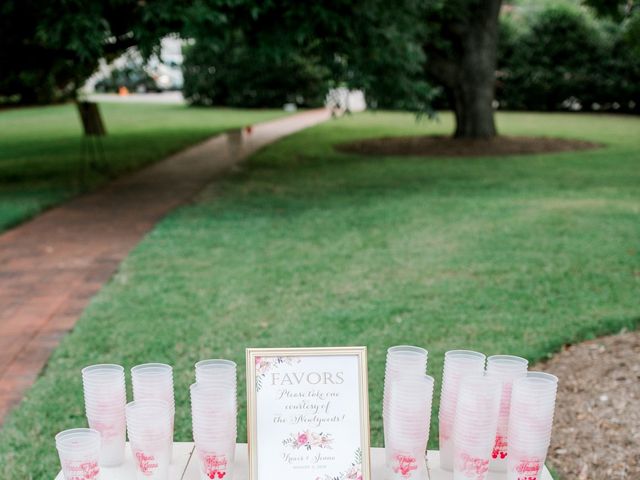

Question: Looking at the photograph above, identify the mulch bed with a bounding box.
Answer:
[335,135,601,157]
[536,330,640,480]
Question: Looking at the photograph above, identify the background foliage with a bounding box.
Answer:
[496,2,639,112]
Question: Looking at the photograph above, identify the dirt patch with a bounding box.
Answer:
[536,330,640,480]
[335,135,601,157]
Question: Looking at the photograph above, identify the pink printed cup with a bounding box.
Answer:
[486,355,528,472]
[55,428,101,480]
[126,400,173,480]
[438,350,486,471]
[385,375,434,480]
[131,363,175,461]
[195,443,236,480]
[85,412,126,468]
[82,364,126,467]
[383,346,428,449]
[506,373,558,480]
[452,376,501,480]
[190,381,237,479]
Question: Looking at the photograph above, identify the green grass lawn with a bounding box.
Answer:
[0,111,638,478]
[0,103,287,232]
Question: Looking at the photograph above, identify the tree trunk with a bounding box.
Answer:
[76,101,107,137]
[426,0,502,139]
[451,76,497,139]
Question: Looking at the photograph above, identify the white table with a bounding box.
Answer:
[55,443,553,479]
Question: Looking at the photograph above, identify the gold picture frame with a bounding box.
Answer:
[246,346,372,480]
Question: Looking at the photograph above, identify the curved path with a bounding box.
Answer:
[0,109,331,423]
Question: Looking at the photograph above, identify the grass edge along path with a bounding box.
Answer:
[0,111,638,479]
[0,103,289,232]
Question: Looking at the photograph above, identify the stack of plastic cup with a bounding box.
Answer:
[131,363,175,460]
[126,399,173,480]
[382,346,428,448]
[82,364,126,466]
[438,350,486,471]
[486,355,528,472]
[385,375,435,480]
[453,376,501,480]
[55,428,101,480]
[195,359,237,390]
[190,382,237,480]
[507,372,558,480]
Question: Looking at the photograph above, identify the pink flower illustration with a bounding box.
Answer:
[254,356,301,391]
[283,430,333,450]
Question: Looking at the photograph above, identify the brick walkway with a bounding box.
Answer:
[0,109,331,423]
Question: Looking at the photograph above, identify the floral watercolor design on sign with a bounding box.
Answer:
[315,448,362,480]
[254,356,301,392]
[283,431,334,451]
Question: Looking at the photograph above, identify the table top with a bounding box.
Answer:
[55,443,553,479]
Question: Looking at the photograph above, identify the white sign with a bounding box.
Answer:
[246,347,371,480]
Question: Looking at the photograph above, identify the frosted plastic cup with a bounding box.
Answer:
[383,346,428,399]
[195,443,236,480]
[385,375,434,480]
[452,376,500,480]
[131,364,174,397]
[438,350,486,470]
[506,373,558,480]
[82,364,125,388]
[190,382,237,479]
[131,363,176,461]
[382,346,428,447]
[190,383,236,410]
[85,412,126,467]
[486,355,528,471]
[82,364,126,406]
[55,428,101,480]
[82,364,126,467]
[195,359,237,385]
[126,400,173,480]
[506,451,548,480]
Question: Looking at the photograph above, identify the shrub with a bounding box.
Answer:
[497,4,639,113]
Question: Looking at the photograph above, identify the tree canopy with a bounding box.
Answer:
[0,0,186,103]
[1,0,638,137]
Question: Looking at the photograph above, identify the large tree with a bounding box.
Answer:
[422,0,503,138]
[7,0,634,141]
